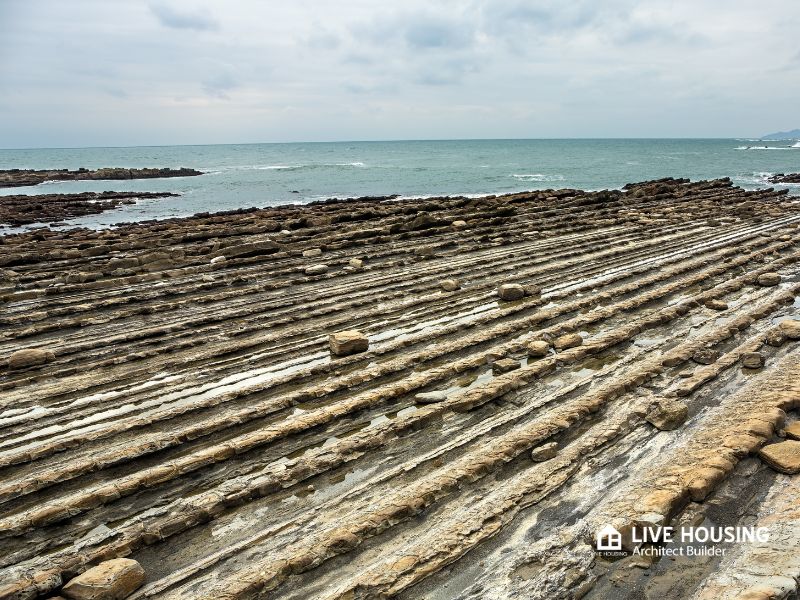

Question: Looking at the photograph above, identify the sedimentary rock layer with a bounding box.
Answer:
[1,177,799,599]
[0,167,202,188]
[0,191,179,227]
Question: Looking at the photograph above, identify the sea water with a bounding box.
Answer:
[1,138,798,231]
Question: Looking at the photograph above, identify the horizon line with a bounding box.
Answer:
[0,135,786,152]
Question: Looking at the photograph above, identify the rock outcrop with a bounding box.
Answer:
[0,167,202,188]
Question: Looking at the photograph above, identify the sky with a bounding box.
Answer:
[0,0,799,148]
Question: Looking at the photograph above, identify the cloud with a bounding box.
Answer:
[149,2,219,32]
[202,71,238,99]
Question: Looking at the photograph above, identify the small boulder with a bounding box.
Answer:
[526,340,550,358]
[210,256,226,265]
[778,319,800,340]
[305,264,329,276]
[497,284,525,301]
[61,558,145,600]
[440,279,460,292]
[784,422,800,441]
[302,248,322,258]
[704,299,728,311]
[646,398,688,431]
[415,391,448,404]
[691,348,719,365]
[348,258,364,269]
[7,348,55,371]
[554,333,583,351]
[756,272,781,286]
[451,220,468,228]
[765,329,787,347]
[530,442,558,462]
[492,358,520,374]
[758,440,800,474]
[329,330,369,356]
[741,352,765,369]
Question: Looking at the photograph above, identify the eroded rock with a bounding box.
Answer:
[527,340,551,358]
[497,284,525,301]
[757,272,781,286]
[7,348,55,371]
[305,264,329,276]
[758,440,800,474]
[530,442,558,462]
[61,558,145,600]
[554,333,583,351]
[440,279,460,292]
[492,358,521,374]
[741,352,765,369]
[329,330,369,356]
[646,398,688,431]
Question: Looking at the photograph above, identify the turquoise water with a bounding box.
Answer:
[1,139,799,231]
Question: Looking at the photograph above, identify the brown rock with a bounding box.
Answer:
[741,352,765,369]
[451,220,468,228]
[305,264,329,276]
[758,440,800,474]
[526,340,550,358]
[756,272,781,286]
[778,319,800,340]
[302,248,322,257]
[7,348,55,371]
[61,558,145,600]
[530,442,558,462]
[646,398,688,431]
[497,283,525,300]
[704,299,728,311]
[492,358,520,374]
[440,279,461,292]
[784,422,800,441]
[329,330,369,356]
[692,348,720,365]
[348,258,364,269]
[554,332,583,350]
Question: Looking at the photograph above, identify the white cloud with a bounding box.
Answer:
[0,0,798,147]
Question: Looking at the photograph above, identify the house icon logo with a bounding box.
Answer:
[596,524,622,551]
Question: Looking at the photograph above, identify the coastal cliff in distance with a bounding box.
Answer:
[761,128,800,140]
[0,167,202,188]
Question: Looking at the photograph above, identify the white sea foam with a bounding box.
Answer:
[511,173,565,182]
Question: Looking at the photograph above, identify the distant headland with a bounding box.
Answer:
[761,128,800,140]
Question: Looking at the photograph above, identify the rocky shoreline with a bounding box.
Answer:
[0,167,202,188]
[769,172,800,184]
[0,190,179,227]
[1,177,800,600]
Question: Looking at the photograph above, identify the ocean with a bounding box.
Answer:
[1,138,799,231]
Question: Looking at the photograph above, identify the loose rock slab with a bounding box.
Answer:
[497,284,525,301]
[646,398,688,431]
[329,330,369,356]
[7,348,55,371]
[758,440,800,474]
[61,558,145,600]
[554,333,583,351]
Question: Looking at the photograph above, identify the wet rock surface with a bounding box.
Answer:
[0,177,799,600]
[0,167,202,188]
[0,191,179,226]
[768,173,800,184]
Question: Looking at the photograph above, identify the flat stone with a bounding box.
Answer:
[305,264,329,276]
[440,279,460,292]
[348,258,364,269]
[646,398,688,431]
[61,558,145,600]
[756,272,781,286]
[526,340,550,358]
[758,440,800,474]
[415,391,448,404]
[784,422,800,441]
[7,348,55,371]
[778,319,800,340]
[741,352,765,369]
[497,284,525,301]
[492,358,520,374]
[302,248,322,257]
[554,333,583,351]
[329,330,369,356]
[530,442,558,462]
[692,348,720,365]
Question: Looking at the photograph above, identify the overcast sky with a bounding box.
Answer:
[1,0,798,148]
